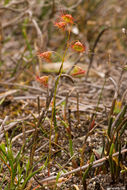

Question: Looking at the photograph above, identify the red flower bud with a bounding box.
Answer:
[37,51,52,62]
[36,76,48,87]
[61,14,74,24]
[54,21,66,31]
[71,66,85,77]
[71,41,86,52]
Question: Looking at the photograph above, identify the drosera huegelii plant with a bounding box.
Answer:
[36,12,86,177]
[1,1,127,189]
[35,11,127,189]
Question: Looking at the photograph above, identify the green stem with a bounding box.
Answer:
[48,29,71,174]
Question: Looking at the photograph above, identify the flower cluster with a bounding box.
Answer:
[54,13,74,31]
[36,13,86,87]
[61,14,74,24]
[54,14,86,52]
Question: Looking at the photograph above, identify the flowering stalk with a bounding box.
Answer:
[36,13,86,176]
[48,17,73,176]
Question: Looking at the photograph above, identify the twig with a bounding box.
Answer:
[121,88,127,105]
[2,0,27,7]
[64,92,69,121]
[0,6,27,13]
[109,77,118,93]
[22,123,26,149]
[13,96,46,100]
[40,149,127,183]
[85,27,109,81]
[0,81,46,93]
[117,67,125,90]
[32,18,43,45]
[0,116,31,140]
[35,142,49,153]
[0,116,9,136]
[2,10,29,29]
[67,54,82,75]
[76,91,80,125]
[26,9,43,48]
[12,129,35,143]
[0,89,19,99]
[0,80,112,92]
[58,0,82,12]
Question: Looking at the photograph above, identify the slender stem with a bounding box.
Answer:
[48,29,71,175]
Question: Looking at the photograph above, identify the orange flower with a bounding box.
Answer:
[71,66,85,77]
[61,14,74,24]
[54,21,66,30]
[71,41,86,52]
[36,76,49,87]
[37,51,52,62]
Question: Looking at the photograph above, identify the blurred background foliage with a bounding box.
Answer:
[0,0,127,80]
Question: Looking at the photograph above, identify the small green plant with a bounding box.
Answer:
[106,101,127,182]
[82,154,94,190]
[0,132,47,189]
[92,94,127,183]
